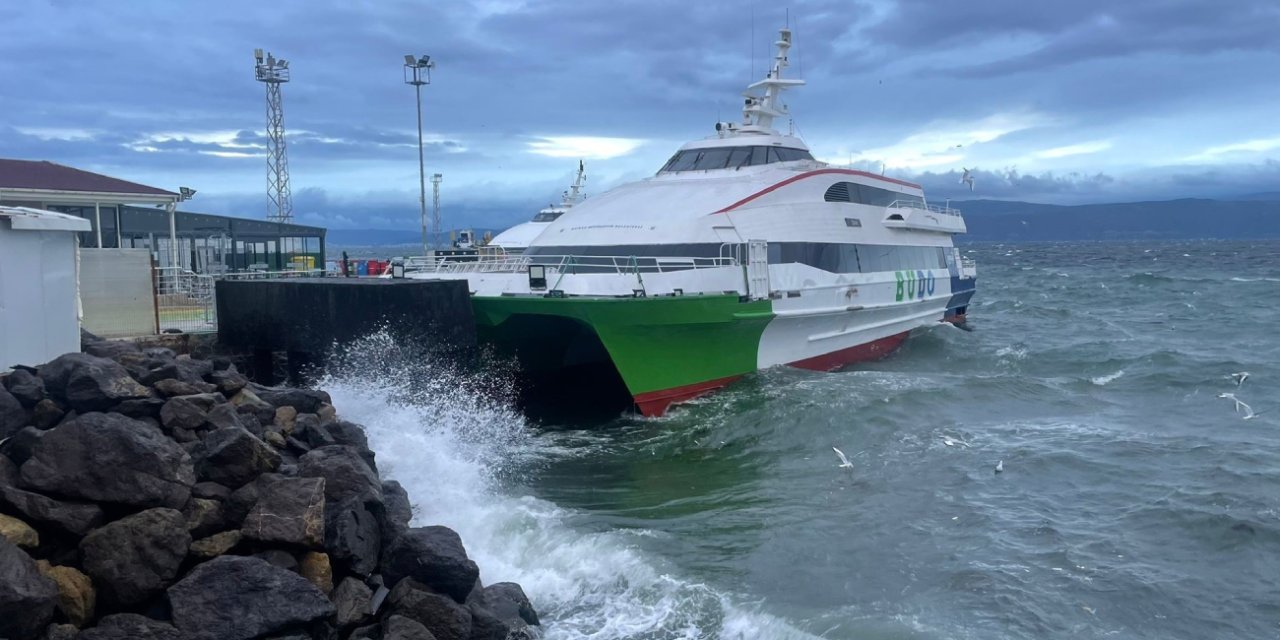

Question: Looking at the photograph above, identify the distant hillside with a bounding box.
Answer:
[953,198,1280,241]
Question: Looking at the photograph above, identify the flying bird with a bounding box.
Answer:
[1219,392,1247,413]
[832,446,854,469]
[994,460,1004,474]
[1230,372,1250,387]
[960,168,975,191]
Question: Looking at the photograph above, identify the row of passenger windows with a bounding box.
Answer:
[768,243,947,274]
[530,210,564,222]
[824,182,925,208]
[526,243,948,274]
[658,146,815,173]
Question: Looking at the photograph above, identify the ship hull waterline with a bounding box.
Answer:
[470,288,972,417]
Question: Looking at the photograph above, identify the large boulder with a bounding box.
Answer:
[19,412,194,509]
[230,388,276,423]
[251,385,332,414]
[195,427,280,488]
[326,497,382,576]
[153,378,217,398]
[209,368,248,395]
[167,555,335,640]
[0,536,58,640]
[479,582,539,627]
[76,613,185,640]
[0,386,27,439]
[299,445,382,507]
[0,426,43,466]
[4,368,46,408]
[241,476,325,548]
[139,356,213,387]
[380,480,413,543]
[159,393,224,433]
[0,457,104,536]
[35,560,95,627]
[380,527,479,603]
[79,508,191,606]
[382,615,436,640]
[385,578,471,640]
[36,353,153,412]
[30,398,65,429]
[332,576,373,628]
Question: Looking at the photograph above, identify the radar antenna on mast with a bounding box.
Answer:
[738,27,805,135]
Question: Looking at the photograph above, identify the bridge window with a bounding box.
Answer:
[658,146,814,173]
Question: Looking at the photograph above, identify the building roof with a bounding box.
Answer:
[0,205,93,232]
[0,158,177,197]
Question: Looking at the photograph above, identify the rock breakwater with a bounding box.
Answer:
[0,336,539,640]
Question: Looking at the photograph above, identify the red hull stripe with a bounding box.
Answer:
[787,331,909,372]
[712,168,923,214]
[632,374,744,417]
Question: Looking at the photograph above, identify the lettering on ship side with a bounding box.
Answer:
[895,270,936,302]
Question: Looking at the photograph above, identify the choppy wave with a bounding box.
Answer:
[316,331,819,639]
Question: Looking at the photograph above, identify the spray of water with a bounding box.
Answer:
[313,330,818,640]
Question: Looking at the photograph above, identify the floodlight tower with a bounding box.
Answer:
[404,54,434,254]
[431,173,443,249]
[254,49,293,223]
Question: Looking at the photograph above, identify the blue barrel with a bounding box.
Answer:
[356,261,369,276]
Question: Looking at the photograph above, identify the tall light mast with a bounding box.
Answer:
[404,54,434,254]
[431,173,443,249]
[254,49,293,223]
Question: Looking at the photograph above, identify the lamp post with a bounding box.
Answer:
[168,186,197,269]
[403,54,434,255]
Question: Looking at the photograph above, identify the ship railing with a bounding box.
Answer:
[413,254,739,275]
[218,269,327,280]
[888,200,963,217]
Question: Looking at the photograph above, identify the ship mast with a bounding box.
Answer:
[738,27,805,134]
[562,160,587,207]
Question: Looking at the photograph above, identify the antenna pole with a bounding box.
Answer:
[254,50,293,225]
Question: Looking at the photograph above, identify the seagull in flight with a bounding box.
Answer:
[1238,399,1264,420]
[1230,372,1250,387]
[960,168,976,191]
[1219,392,1247,413]
[832,446,854,469]
[994,460,1004,474]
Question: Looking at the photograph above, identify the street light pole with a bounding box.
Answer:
[403,54,434,255]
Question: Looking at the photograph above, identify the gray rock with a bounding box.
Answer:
[0,489,104,536]
[111,397,166,421]
[1,386,27,439]
[4,369,45,408]
[183,497,227,538]
[386,578,471,640]
[0,536,58,640]
[241,476,325,548]
[203,403,243,432]
[332,576,373,627]
[189,530,242,558]
[382,615,436,640]
[324,420,370,452]
[327,497,382,576]
[76,613,185,640]
[209,368,248,395]
[299,445,382,507]
[380,480,413,543]
[252,549,299,573]
[349,623,381,640]
[167,555,335,640]
[153,378,218,397]
[40,623,78,640]
[36,353,153,412]
[19,412,194,509]
[79,508,190,606]
[191,481,231,501]
[481,582,539,627]
[380,527,479,603]
[30,399,65,430]
[1,426,42,466]
[196,427,280,488]
[229,388,276,424]
[159,393,223,433]
[140,356,213,387]
[250,386,332,414]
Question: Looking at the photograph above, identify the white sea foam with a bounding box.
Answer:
[1091,370,1125,386]
[316,332,819,640]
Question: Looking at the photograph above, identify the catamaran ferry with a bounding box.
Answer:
[412,27,977,415]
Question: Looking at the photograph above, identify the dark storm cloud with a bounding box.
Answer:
[2,0,1279,228]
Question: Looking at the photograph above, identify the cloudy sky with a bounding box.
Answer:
[3,0,1279,230]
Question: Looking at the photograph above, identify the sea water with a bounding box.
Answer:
[319,239,1280,640]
